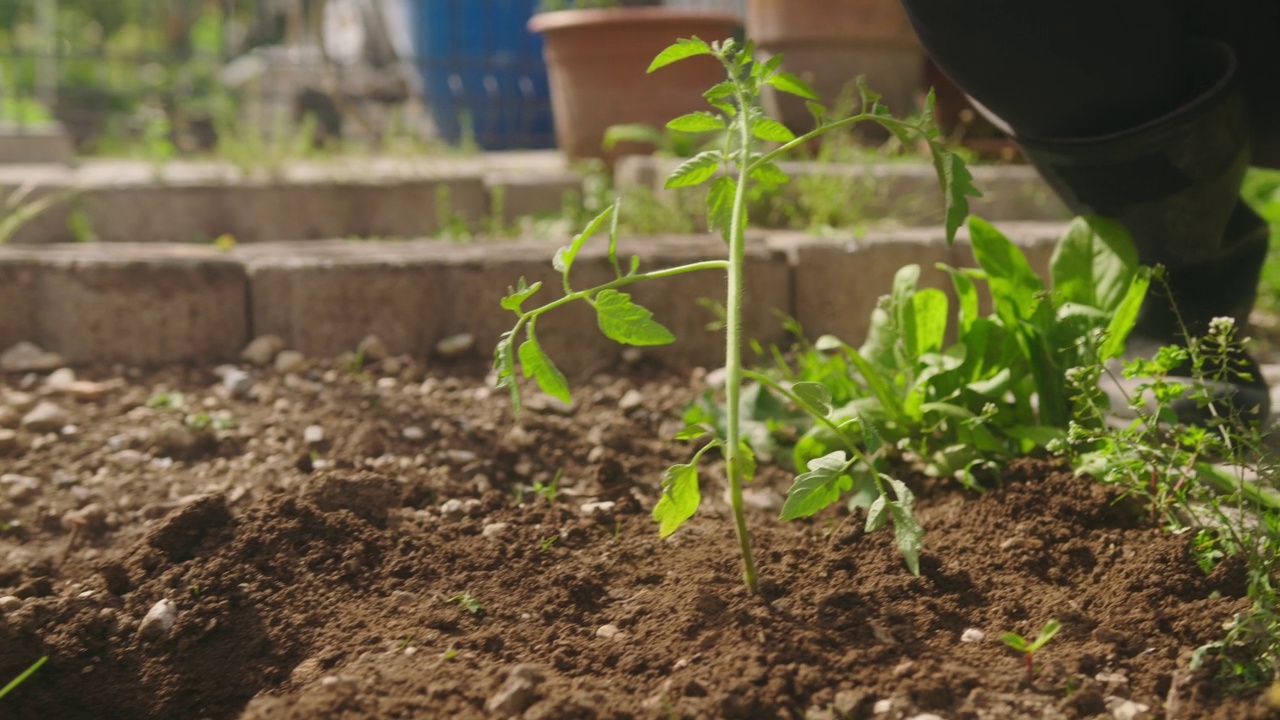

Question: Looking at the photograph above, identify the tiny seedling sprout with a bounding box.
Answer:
[1002,619,1061,678]
[447,592,484,615]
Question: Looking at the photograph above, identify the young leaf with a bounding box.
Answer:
[654,462,701,536]
[494,333,521,412]
[518,336,571,404]
[751,117,796,143]
[750,162,790,185]
[791,381,832,417]
[736,442,757,483]
[969,217,1045,324]
[805,100,828,124]
[648,37,712,72]
[594,289,676,346]
[928,141,980,244]
[780,451,852,520]
[1100,266,1151,360]
[673,423,710,441]
[553,204,615,288]
[602,123,665,151]
[665,150,722,189]
[500,279,542,313]
[668,112,727,133]
[766,71,819,100]
[901,287,948,358]
[885,478,923,576]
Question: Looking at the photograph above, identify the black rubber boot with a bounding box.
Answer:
[1012,39,1271,422]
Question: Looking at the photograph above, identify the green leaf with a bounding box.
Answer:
[706,176,737,239]
[805,100,828,125]
[647,37,712,72]
[751,117,795,143]
[885,477,923,576]
[779,451,852,520]
[553,204,615,284]
[673,423,710,441]
[736,442,757,483]
[667,111,726,133]
[750,161,790,185]
[940,264,979,335]
[901,287,948,358]
[654,462,701,536]
[929,141,980,244]
[1051,216,1139,310]
[865,495,888,532]
[500,279,542,313]
[791,381,832,417]
[664,150,722,189]
[1028,619,1062,652]
[1001,633,1029,652]
[494,333,521,412]
[518,336,571,404]
[594,289,676,346]
[766,71,819,100]
[601,123,664,151]
[1100,267,1151,360]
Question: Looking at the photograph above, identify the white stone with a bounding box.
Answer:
[0,595,21,612]
[618,389,644,410]
[1108,699,1150,720]
[445,449,477,464]
[221,368,253,398]
[435,333,475,358]
[595,624,621,639]
[303,425,325,446]
[580,501,616,517]
[20,401,68,433]
[357,334,389,362]
[274,350,308,375]
[402,426,426,441]
[960,628,985,643]
[0,342,65,372]
[482,522,510,538]
[138,599,178,637]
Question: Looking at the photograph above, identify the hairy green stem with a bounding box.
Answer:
[723,59,759,595]
[518,259,729,330]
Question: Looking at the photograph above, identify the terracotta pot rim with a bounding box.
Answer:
[528,8,740,34]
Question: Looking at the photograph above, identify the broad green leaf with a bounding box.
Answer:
[902,288,948,358]
[939,264,979,335]
[766,71,819,100]
[865,495,888,532]
[751,117,796,143]
[705,176,737,239]
[518,336,570,404]
[673,423,710,441]
[1100,266,1151,360]
[654,462,701,536]
[885,477,923,576]
[969,217,1044,325]
[647,38,712,72]
[780,451,852,520]
[1051,216,1139,310]
[553,204,615,282]
[791,381,832,417]
[500,279,542,313]
[761,54,785,76]
[750,161,790,185]
[664,150,722,189]
[667,112,726,133]
[930,142,980,244]
[594,289,676,346]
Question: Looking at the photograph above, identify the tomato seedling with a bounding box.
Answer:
[1002,619,1061,679]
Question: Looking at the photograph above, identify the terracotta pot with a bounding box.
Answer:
[528,8,740,165]
[746,0,923,136]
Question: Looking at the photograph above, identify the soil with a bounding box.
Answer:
[0,355,1273,720]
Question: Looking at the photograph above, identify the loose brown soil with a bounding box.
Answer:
[0,358,1272,719]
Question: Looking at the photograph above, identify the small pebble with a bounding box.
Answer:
[0,595,22,612]
[580,501,616,517]
[303,425,325,446]
[20,401,69,433]
[482,522,510,538]
[241,335,284,366]
[221,368,253,398]
[274,350,307,375]
[0,428,17,455]
[381,357,403,376]
[960,628,985,643]
[618,389,644,410]
[595,624,621,639]
[138,599,178,638]
[357,334,389,362]
[0,341,64,372]
[445,449,477,464]
[402,426,426,441]
[435,333,475,358]
[440,498,466,520]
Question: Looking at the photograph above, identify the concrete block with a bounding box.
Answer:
[0,126,73,164]
[484,170,583,225]
[241,241,453,358]
[0,254,42,352]
[29,244,248,364]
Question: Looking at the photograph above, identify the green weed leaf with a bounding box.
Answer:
[737,442,757,483]
[902,287,948,358]
[885,478,923,576]
[594,289,676,346]
[674,423,710,441]
[665,150,722,189]
[766,71,819,100]
[780,451,852,520]
[1101,266,1151,360]
[654,462,701,536]
[648,38,712,72]
[518,336,571,404]
[667,112,726,133]
[969,217,1045,323]
[751,117,795,143]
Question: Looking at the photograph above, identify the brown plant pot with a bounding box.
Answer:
[746,0,923,137]
[528,8,740,166]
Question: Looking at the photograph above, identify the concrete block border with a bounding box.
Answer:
[0,222,1072,373]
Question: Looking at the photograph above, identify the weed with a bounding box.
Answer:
[538,535,558,553]
[532,469,562,502]
[496,37,976,592]
[395,632,415,652]
[0,656,47,700]
[0,181,74,245]
[442,644,458,660]
[447,592,484,615]
[1002,619,1061,680]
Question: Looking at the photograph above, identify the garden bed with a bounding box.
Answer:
[0,357,1268,719]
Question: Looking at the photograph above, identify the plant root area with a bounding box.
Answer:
[0,361,1269,719]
